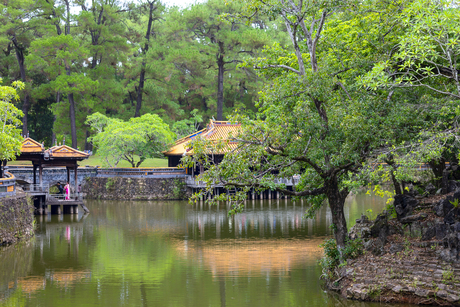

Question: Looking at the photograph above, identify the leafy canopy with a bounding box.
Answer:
[0,79,24,162]
[86,112,175,167]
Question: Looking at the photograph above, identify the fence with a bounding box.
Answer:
[96,167,186,178]
[185,175,301,188]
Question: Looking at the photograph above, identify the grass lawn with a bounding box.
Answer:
[8,155,169,168]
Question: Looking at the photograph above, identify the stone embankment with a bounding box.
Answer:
[0,193,34,246]
[337,180,460,306]
[83,177,190,200]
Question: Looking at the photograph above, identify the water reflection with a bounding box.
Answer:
[0,193,399,307]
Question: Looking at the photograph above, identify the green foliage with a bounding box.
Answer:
[0,79,24,162]
[172,178,186,199]
[86,112,175,167]
[449,199,459,208]
[319,238,364,279]
[442,268,457,284]
[105,178,116,190]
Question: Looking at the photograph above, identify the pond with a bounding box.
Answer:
[0,193,410,306]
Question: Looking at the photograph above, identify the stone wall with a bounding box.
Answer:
[0,193,34,246]
[83,177,190,200]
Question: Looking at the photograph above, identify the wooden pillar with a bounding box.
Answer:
[51,205,61,215]
[268,190,271,199]
[33,165,37,184]
[38,196,43,215]
[0,160,5,178]
[74,164,78,199]
[66,167,70,184]
[38,163,43,187]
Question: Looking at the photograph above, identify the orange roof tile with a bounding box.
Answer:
[163,120,241,156]
[48,145,89,159]
[20,137,44,153]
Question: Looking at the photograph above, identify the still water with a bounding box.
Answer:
[0,194,403,307]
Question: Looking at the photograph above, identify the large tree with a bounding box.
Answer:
[28,0,98,149]
[0,79,24,168]
[86,112,175,167]
[183,0,424,253]
[181,0,270,120]
[362,0,460,192]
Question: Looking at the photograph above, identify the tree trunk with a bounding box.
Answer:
[12,39,29,136]
[217,41,225,121]
[429,158,446,189]
[326,175,348,251]
[385,158,402,195]
[68,92,78,148]
[134,1,155,118]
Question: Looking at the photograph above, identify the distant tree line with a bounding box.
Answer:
[0,0,284,149]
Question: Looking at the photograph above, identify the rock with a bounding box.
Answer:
[415,288,429,297]
[422,226,436,241]
[435,198,454,217]
[394,194,418,220]
[355,214,370,225]
[400,213,428,224]
[436,188,442,195]
[436,223,448,240]
[447,207,460,224]
[370,213,390,244]
[453,188,460,200]
[448,180,460,193]
[426,183,437,195]
[349,223,371,240]
[392,285,402,294]
[453,222,460,232]
[437,290,460,303]
[389,243,404,254]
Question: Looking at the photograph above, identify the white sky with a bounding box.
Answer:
[163,0,206,7]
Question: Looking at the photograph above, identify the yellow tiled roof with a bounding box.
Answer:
[164,120,241,156]
[47,145,89,158]
[20,137,44,153]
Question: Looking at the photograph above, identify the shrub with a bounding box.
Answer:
[319,238,364,280]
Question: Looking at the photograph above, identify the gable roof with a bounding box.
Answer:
[47,145,90,159]
[20,138,45,153]
[163,120,241,156]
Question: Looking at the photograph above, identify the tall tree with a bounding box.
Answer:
[183,0,423,254]
[28,0,98,149]
[0,0,36,135]
[181,0,270,120]
[0,79,24,168]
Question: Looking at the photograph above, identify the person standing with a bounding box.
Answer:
[64,182,71,200]
[57,182,64,194]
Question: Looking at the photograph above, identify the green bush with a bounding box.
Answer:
[319,238,363,280]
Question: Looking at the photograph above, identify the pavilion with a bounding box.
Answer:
[163,120,241,175]
[13,137,89,188]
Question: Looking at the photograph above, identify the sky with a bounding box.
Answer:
[163,0,206,7]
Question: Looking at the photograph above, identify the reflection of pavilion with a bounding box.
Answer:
[14,270,91,296]
[172,238,324,277]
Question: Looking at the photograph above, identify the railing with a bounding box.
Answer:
[185,175,301,188]
[22,183,49,194]
[96,167,186,178]
[0,172,16,197]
